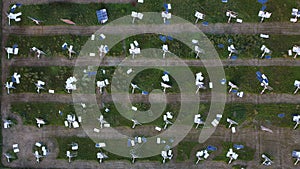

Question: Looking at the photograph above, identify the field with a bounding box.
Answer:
[213,142,255,162]
[3,0,300,168]
[56,136,163,162]
[7,66,116,94]
[175,141,199,162]
[8,65,300,94]
[7,35,89,58]
[12,102,298,129]
[11,1,299,26]
[11,103,75,125]
[8,34,300,59]
[8,66,74,93]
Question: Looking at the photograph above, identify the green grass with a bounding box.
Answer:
[213,142,255,162]
[8,34,300,59]
[265,35,300,57]
[10,1,298,26]
[131,68,180,93]
[177,0,298,23]
[8,66,74,93]
[11,103,76,125]
[102,102,181,128]
[207,34,300,59]
[220,104,252,126]
[8,66,116,94]
[13,102,298,129]
[5,150,18,162]
[7,35,89,58]
[9,66,300,94]
[176,141,198,162]
[110,34,194,58]
[254,104,299,127]
[56,136,161,162]
[223,66,300,94]
[221,104,299,128]
[11,3,136,26]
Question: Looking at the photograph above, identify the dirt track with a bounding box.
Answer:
[2,0,300,169]
[4,93,300,104]
[7,57,300,67]
[5,22,300,35]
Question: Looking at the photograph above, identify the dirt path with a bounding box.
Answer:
[4,93,300,104]
[6,22,300,35]
[8,57,300,67]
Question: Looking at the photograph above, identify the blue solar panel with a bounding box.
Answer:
[232,89,238,93]
[220,78,226,84]
[10,4,22,13]
[256,71,263,82]
[265,55,271,59]
[258,0,268,4]
[159,35,167,42]
[96,9,108,24]
[231,55,238,60]
[104,46,109,52]
[292,151,300,158]
[127,139,131,147]
[207,145,217,151]
[167,36,173,41]
[278,113,285,118]
[10,8,16,13]
[218,44,224,48]
[142,137,147,143]
[62,43,68,50]
[234,144,244,150]
[142,91,149,95]
[261,5,267,11]
[87,71,97,77]
[202,21,209,26]
[163,3,169,12]
[11,76,16,82]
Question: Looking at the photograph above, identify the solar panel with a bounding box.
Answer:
[261,5,267,11]
[142,91,148,95]
[159,35,167,42]
[277,113,285,118]
[218,44,224,48]
[256,71,263,82]
[96,9,108,24]
[258,0,268,4]
[233,144,244,150]
[231,55,238,60]
[202,21,209,26]
[207,145,217,151]
[167,36,173,41]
